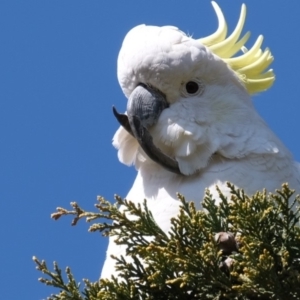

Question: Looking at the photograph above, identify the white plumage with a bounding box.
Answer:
[101,2,300,278]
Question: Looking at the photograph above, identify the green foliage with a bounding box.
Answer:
[34,183,300,299]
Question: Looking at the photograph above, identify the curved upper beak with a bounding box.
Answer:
[113,83,182,175]
[126,83,168,129]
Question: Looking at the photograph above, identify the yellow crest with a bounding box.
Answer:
[199,2,274,94]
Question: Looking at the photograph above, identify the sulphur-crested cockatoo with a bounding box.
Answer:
[101,2,300,278]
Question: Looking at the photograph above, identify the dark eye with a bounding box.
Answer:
[185,81,199,94]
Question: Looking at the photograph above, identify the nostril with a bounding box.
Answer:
[137,82,148,89]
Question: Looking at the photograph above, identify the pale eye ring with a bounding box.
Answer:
[181,79,204,97]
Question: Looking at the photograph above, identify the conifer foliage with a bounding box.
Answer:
[34,183,300,299]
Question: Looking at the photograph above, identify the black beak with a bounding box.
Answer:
[113,83,182,175]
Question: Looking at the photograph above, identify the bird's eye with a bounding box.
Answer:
[180,79,204,98]
[185,81,199,94]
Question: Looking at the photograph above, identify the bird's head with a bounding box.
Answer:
[113,2,275,176]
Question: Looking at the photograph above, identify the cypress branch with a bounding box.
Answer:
[34,183,300,299]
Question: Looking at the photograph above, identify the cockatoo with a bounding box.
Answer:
[101,2,300,278]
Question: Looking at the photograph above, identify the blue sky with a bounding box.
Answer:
[1,1,300,299]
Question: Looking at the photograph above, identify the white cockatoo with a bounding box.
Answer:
[101,2,300,278]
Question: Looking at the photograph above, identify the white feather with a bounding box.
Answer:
[102,23,300,279]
